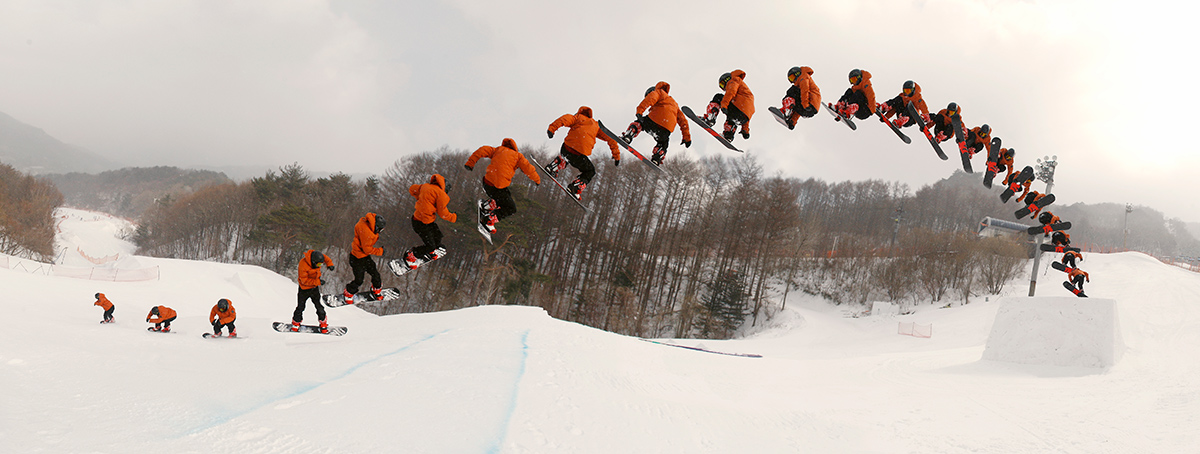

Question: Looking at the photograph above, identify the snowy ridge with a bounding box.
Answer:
[2,209,1200,452]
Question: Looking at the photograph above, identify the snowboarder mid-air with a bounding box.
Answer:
[465,138,541,235]
[293,249,334,333]
[879,80,931,128]
[342,212,386,305]
[777,66,821,129]
[93,292,115,324]
[1062,250,1083,269]
[963,124,993,159]
[700,69,756,141]
[620,81,692,166]
[833,68,876,121]
[209,298,237,338]
[1068,267,1090,291]
[146,305,177,332]
[403,174,456,268]
[545,106,621,201]
[928,102,963,143]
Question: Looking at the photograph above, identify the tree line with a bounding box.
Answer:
[0,161,63,261]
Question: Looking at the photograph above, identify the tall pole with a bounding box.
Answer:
[1028,155,1058,297]
[1124,203,1133,250]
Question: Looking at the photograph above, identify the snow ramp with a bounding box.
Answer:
[982,297,1125,368]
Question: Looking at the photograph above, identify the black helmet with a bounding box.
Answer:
[374,215,386,233]
[94,293,100,300]
[1038,211,1055,224]
[902,80,915,94]
[980,124,991,135]
[310,250,325,267]
[150,306,160,316]
[787,66,803,83]
[644,86,656,96]
[946,102,959,114]
[718,72,732,90]
[848,68,862,83]
[217,298,230,311]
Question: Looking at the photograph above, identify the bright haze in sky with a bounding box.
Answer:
[0,0,1196,221]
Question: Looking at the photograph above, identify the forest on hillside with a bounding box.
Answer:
[0,161,62,261]
[45,167,231,218]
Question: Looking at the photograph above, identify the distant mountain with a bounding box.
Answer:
[44,166,232,218]
[0,110,117,174]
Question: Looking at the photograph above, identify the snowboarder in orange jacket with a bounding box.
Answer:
[779,66,821,129]
[834,69,876,120]
[294,249,334,333]
[620,81,692,166]
[94,292,115,324]
[403,174,456,269]
[701,69,755,141]
[465,138,541,235]
[146,305,177,332]
[209,298,237,337]
[342,212,386,304]
[545,106,621,201]
[879,80,930,128]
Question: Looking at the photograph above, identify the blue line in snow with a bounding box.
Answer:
[485,329,530,454]
[180,329,451,437]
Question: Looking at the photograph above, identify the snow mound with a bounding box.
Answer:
[982,297,1125,368]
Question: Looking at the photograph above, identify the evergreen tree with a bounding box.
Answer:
[699,269,750,338]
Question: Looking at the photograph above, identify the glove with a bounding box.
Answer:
[146,318,150,323]
[320,279,326,286]
[464,164,473,171]
[614,159,621,167]
[378,247,385,257]
[635,113,644,121]
[682,140,692,148]
[547,130,554,139]
[326,265,335,271]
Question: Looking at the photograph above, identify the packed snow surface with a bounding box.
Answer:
[2,208,1198,453]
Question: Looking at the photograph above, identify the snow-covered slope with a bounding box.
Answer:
[2,208,1199,453]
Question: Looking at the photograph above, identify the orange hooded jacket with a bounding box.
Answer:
[94,293,113,310]
[966,126,992,151]
[548,106,620,160]
[719,69,755,118]
[792,66,821,109]
[900,82,929,116]
[146,306,177,323]
[851,70,876,108]
[465,138,541,189]
[210,303,236,325]
[635,82,691,141]
[350,213,384,259]
[297,249,333,290]
[410,174,457,225]
[1068,268,1090,282]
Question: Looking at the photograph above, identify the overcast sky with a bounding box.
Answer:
[1,0,1197,222]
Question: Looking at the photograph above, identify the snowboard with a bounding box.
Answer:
[1027,222,1072,235]
[1063,281,1087,298]
[322,287,401,308]
[680,106,744,152]
[767,107,793,130]
[950,113,967,144]
[907,101,947,160]
[202,332,243,339]
[823,102,858,130]
[1000,166,1035,203]
[475,198,493,244]
[596,121,669,175]
[1050,261,1079,274]
[874,105,912,144]
[958,141,975,173]
[146,327,175,334]
[982,138,1004,188]
[387,248,445,277]
[1015,193,1056,219]
[1040,243,1081,253]
[272,321,348,336]
[528,155,588,211]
